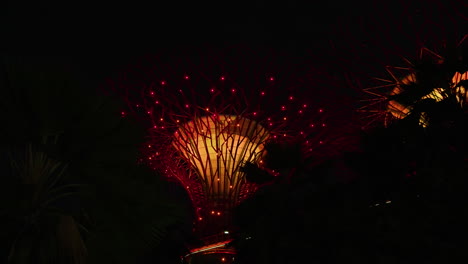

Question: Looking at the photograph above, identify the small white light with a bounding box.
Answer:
[224,231,229,234]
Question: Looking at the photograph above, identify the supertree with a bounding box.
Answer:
[105,46,356,263]
[358,35,468,129]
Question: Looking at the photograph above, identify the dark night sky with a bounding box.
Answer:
[4,0,467,85]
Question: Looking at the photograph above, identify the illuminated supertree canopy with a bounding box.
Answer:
[105,46,358,262]
[358,35,468,128]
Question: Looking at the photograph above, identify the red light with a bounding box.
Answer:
[150,91,154,95]
[199,217,203,221]
[322,123,326,127]
[253,112,257,115]
[147,111,151,114]
[310,124,315,127]
[148,145,151,148]
[281,106,286,110]
[217,212,221,216]
[303,104,307,108]
[185,104,189,108]
[220,76,225,80]
[211,211,215,214]
[231,89,236,93]
[261,91,265,96]
[155,100,159,104]
[319,141,323,144]
[210,88,215,93]
[269,77,274,81]
[298,110,303,114]
[222,257,226,262]
[161,81,166,85]
[319,109,323,113]
[121,111,125,115]
[184,75,189,80]
[289,96,293,100]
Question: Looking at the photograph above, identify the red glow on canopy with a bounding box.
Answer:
[111,64,346,247]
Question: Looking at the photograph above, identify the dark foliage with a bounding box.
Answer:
[0,55,192,264]
[232,45,468,262]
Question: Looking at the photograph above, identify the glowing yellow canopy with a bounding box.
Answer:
[172,115,269,207]
[387,72,468,126]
